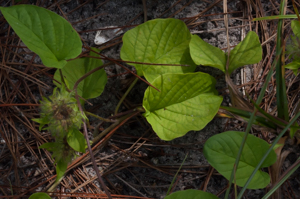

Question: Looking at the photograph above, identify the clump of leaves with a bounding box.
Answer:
[286,35,300,60]
[33,87,87,181]
[285,20,300,74]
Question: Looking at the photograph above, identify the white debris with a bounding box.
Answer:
[94,26,123,45]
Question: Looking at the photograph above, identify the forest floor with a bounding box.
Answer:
[0,0,300,198]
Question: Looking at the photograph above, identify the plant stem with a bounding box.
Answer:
[58,69,66,87]
[253,15,299,21]
[114,77,138,115]
[93,112,137,143]
[71,60,114,198]
[84,111,116,123]
[75,94,112,199]
[142,0,147,22]
[166,153,188,195]
[275,0,289,121]
[73,62,112,91]
[47,176,64,193]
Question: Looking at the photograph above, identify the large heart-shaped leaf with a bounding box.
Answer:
[0,5,82,69]
[121,18,196,83]
[164,190,219,199]
[203,131,277,189]
[54,48,107,99]
[143,73,223,141]
[189,35,226,72]
[228,31,262,74]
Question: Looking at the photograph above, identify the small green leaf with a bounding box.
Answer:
[189,35,226,72]
[121,18,196,83]
[292,20,300,38]
[54,48,107,99]
[0,5,82,69]
[203,131,277,189]
[286,35,300,61]
[290,122,299,138]
[285,61,300,75]
[143,73,223,141]
[32,117,49,131]
[164,189,219,199]
[39,142,60,152]
[29,192,51,199]
[272,143,284,151]
[228,31,262,74]
[67,129,86,153]
[56,159,68,182]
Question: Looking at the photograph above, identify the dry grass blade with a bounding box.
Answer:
[269,136,289,199]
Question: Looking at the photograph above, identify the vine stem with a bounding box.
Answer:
[93,111,139,143]
[73,62,112,91]
[114,77,138,115]
[72,61,113,199]
[75,94,112,199]
[85,111,116,123]
[142,0,147,23]
[85,46,160,92]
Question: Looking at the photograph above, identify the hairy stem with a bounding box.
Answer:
[75,94,112,199]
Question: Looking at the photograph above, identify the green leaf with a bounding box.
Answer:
[54,48,107,99]
[189,35,226,72]
[29,193,51,199]
[143,73,223,141]
[67,129,86,153]
[165,189,219,199]
[272,143,284,151]
[0,5,82,69]
[290,122,299,138]
[228,31,262,74]
[32,117,49,131]
[292,20,300,38]
[253,15,299,21]
[121,18,196,83]
[56,159,68,182]
[203,131,277,189]
[285,61,300,75]
[286,35,300,61]
[39,142,60,152]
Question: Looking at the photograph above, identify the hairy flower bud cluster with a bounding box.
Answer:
[33,87,86,178]
[40,87,83,138]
